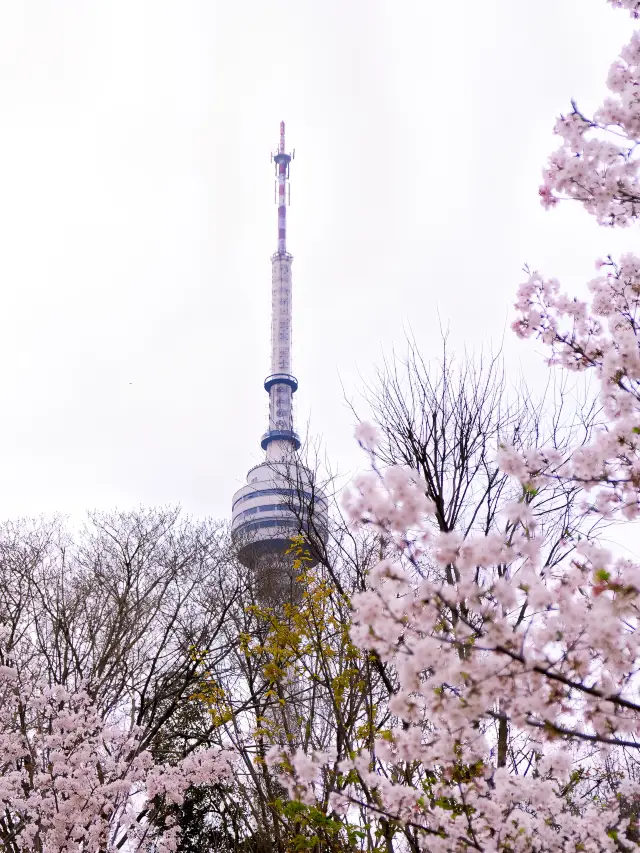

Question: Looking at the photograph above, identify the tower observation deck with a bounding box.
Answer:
[231,122,327,589]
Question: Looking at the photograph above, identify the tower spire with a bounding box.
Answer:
[263,121,299,460]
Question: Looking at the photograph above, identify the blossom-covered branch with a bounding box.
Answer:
[0,648,232,853]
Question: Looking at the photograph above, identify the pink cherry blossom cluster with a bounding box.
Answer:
[0,651,232,852]
[342,463,436,542]
[325,755,623,853]
[610,0,640,16]
[272,456,640,848]
[265,746,336,807]
[540,25,640,223]
[513,254,640,518]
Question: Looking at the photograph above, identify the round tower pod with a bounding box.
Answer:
[231,460,328,585]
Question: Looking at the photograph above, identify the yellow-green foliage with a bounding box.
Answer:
[187,645,233,727]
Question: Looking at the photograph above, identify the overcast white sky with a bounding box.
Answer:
[0,0,634,523]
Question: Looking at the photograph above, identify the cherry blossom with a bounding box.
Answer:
[610,0,640,16]
[0,644,232,853]
[513,254,640,518]
[541,18,640,224]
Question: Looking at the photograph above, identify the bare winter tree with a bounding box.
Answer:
[352,335,602,571]
[0,508,239,763]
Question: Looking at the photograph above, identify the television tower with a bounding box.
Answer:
[231,122,327,593]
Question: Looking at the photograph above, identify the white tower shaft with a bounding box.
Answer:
[268,254,294,461]
[271,255,291,377]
